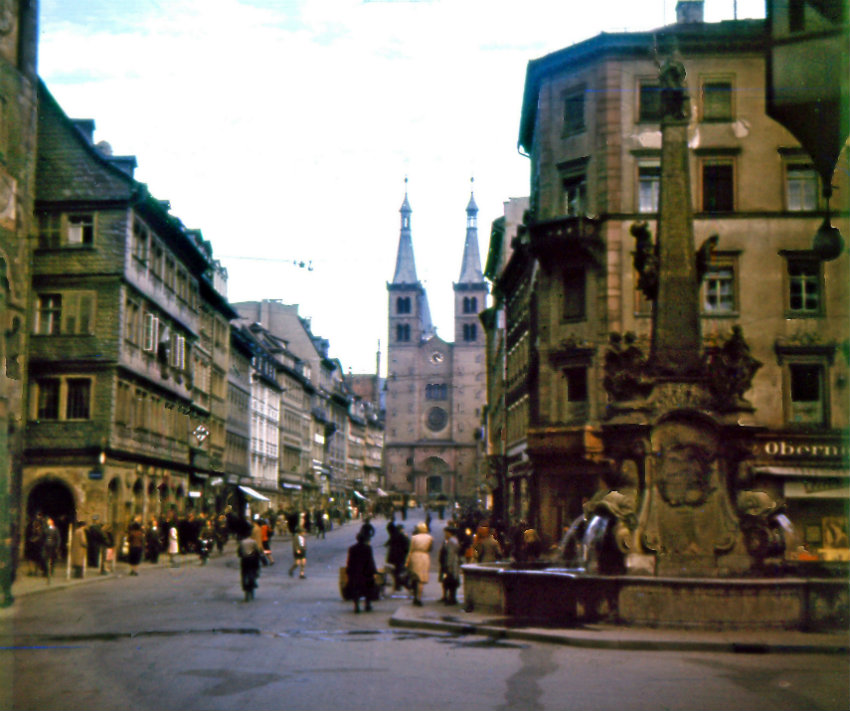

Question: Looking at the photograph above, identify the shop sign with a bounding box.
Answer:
[88,469,103,480]
[761,439,848,459]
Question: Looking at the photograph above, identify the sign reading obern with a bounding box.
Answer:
[760,439,849,460]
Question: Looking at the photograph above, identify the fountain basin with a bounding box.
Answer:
[461,562,848,630]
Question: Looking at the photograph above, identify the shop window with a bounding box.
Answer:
[701,80,733,121]
[562,85,586,136]
[786,164,819,211]
[701,160,734,213]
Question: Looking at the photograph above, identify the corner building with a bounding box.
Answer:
[505,2,849,551]
[384,187,488,503]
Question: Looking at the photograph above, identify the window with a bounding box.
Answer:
[37,213,61,249]
[702,255,737,315]
[638,163,661,213]
[789,364,825,426]
[143,312,159,351]
[565,367,588,402]
[786,164,819,211]
[563,175,587,217]
[396,323,410,342]
[171,333,186,369]
[563,85,586,136]
[37,213,94,248]
[396,297,411,314]
[462,296,478,314]
[36,294,62,335]
[787,257,822,315]
[701,81,733,121]
[36,378,60,419]
[132,219,149,263]
[35,292,95,335]
[463,323,477,342]
[426,383,448,400]
[65,379,91,419]
[638,81,662,122]
[164,257,176,290]
[67,215,94,245]
[32,377,92,421]
[125,299,140,344]
[702,161,734,212]
[562,269,586,321]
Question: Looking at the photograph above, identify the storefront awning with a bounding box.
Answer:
[753,466,849,478]
[353,490,368,501]
[239,485,270,502]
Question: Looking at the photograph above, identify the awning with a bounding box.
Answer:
[353,490,368,501]
[753,466,849,478]
[376,487,389,497]
[239,485,270,502]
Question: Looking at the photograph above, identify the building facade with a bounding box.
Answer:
[23,83,237,539]
[384,186,488,504]
[496,2,849,552]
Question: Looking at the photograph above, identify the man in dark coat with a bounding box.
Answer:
[345,531,377,613]
[385,523,410,591]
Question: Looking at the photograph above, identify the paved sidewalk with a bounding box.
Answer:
[389,599,850,654]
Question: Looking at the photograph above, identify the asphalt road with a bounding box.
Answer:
[2,514,848,711]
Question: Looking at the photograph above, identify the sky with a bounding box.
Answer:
[38,0,765,375]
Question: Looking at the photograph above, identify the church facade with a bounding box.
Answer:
[384,186,488,504]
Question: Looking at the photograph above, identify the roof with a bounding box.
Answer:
[518,19,766,154]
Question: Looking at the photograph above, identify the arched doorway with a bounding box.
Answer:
[26,478,76,560]
[424,457,450,498]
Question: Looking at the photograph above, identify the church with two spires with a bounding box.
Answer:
[384,183,488,503]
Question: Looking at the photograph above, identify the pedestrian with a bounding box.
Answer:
[237,532,265,602]
[405,522,433,606]
[385,523,409,591]
[345,531,378,613]
[260,517,274,565]
[214,513,229,554]
[315,510,326,539]
[146,517,161,563]
[288,526,307,579]
[126,520,145,576]
[99,523,115,574]
[359,516,375,541]
[438,526,461,605]
[70,521,88,578]
[86,516,105,570]
[167,521,179,567]
[26,513,46,576]
[474,524,503,563]
[41,518,60,583]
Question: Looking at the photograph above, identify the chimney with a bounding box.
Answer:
[676,0,704,24]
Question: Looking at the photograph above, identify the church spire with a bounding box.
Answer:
[392,177,418,284]
[457,177,484,284]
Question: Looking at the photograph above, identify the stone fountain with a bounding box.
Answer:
[461,52,848,630]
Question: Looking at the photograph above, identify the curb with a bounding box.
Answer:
[389,607,850,655]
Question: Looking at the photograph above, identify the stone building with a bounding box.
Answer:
[384,185,488,504]
[0,0,38,603]
[23,82,238,538]
[492,1,849,551]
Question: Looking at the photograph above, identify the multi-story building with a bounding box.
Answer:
[384,185,488,504]
[23,83,236,535]
[0,1,38,602]
[495,0,849,550]
[224,325,252,502]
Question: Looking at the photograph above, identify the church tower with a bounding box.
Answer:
[452,180,488,460]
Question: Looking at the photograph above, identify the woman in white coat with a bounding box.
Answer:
[405,522,433,606]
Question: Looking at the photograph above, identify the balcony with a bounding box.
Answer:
[528,216,603,269]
